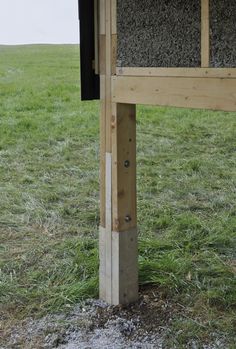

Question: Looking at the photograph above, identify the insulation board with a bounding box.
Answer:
[210,0,236,67]
[117,0,201,67]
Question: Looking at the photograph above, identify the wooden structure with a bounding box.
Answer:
[79,0,236,305]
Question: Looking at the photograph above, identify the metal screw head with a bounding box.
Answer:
[124,160,130,168]
[125,215,132,223]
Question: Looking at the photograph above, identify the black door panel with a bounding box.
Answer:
[78,0,100,100]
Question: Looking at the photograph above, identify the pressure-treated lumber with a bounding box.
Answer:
[100,102,138,304]
[99,75,106,227]
[99,0,113,302]
[99,226,138,305]
[99,102,138,304]
[111,228,138,305]
[99,226,107,299]
[105,152,112,303]
[201,0,210,67]
[99,0,106,228]
[94,0,99,74]
[112,76,236,112]
[99,0,138,305]
[105,0,112,153]
[116,67,236,78]
[112,103,137,232]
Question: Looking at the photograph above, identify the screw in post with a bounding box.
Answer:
[124,160,130,168]
[125,215,132,223]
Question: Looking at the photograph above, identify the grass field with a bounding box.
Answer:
[0,45,236,348]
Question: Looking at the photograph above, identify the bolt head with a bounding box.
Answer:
[125,215,132,223]
[124,160,130,168]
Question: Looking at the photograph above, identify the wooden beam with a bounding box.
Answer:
[201,0,210,67]
[99,0,106,228]
[99,0,106,35]
[112,76,236,112]
[94,0,99,74]
[112,228,138,304]
[99,0,139,305]
[111,102,138,304]
[111,0,117,35]
[99,75,106,227]
[105,0,112,153]
[99,0,107,295]
[99,226,107,299]
[116,67,236,79]
[112,103,137,232]
[105,152,112,303]
[99,0,112,303]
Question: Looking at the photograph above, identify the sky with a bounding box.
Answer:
[0,0,79,45]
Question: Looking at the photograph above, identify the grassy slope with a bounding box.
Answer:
[0,45,235,347]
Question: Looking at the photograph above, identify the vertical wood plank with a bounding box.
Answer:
[105,152,112,303]
[112,228,138,305]
[201,0,210,67]
[99,0,106,35]
[111,102,138,304]
[111,0,117,75]
[99,76,106,227]
[99,0,108,301]
[99,0,106,228]
[99,35,106,75]
[99,0,138,305]
[111,0,117,35]
[94,0,99,74]
[99,226,106,299]
[111,34,117,76]
[105,0,112,152]
[112,103,137,232]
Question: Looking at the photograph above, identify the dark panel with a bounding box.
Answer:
[210,0,236,67]
[117,0,201,68]
[79,0,100,100]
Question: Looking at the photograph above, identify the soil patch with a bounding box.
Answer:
[1,288,226,349]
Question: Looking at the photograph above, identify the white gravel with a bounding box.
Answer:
[2,299,228,349]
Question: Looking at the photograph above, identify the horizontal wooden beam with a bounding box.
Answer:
[116,67,236,79]
[112,76,236,112]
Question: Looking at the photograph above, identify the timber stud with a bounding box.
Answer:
[124,160,130,168]
[125,215,132,223]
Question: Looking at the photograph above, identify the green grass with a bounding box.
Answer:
[0,45,235,347]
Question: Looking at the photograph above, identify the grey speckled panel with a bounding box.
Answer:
[210,0,236,67]
[117,0,201,67]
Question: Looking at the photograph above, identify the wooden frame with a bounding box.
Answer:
[97,0,236,305]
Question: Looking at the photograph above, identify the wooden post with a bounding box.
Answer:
[201,0,210,67]
[99,0,138,305]
[111,103,138,304]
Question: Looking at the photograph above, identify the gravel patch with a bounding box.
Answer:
[1,290,229,349]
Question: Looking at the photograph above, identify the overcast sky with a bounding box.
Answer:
[0,0,79,45]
